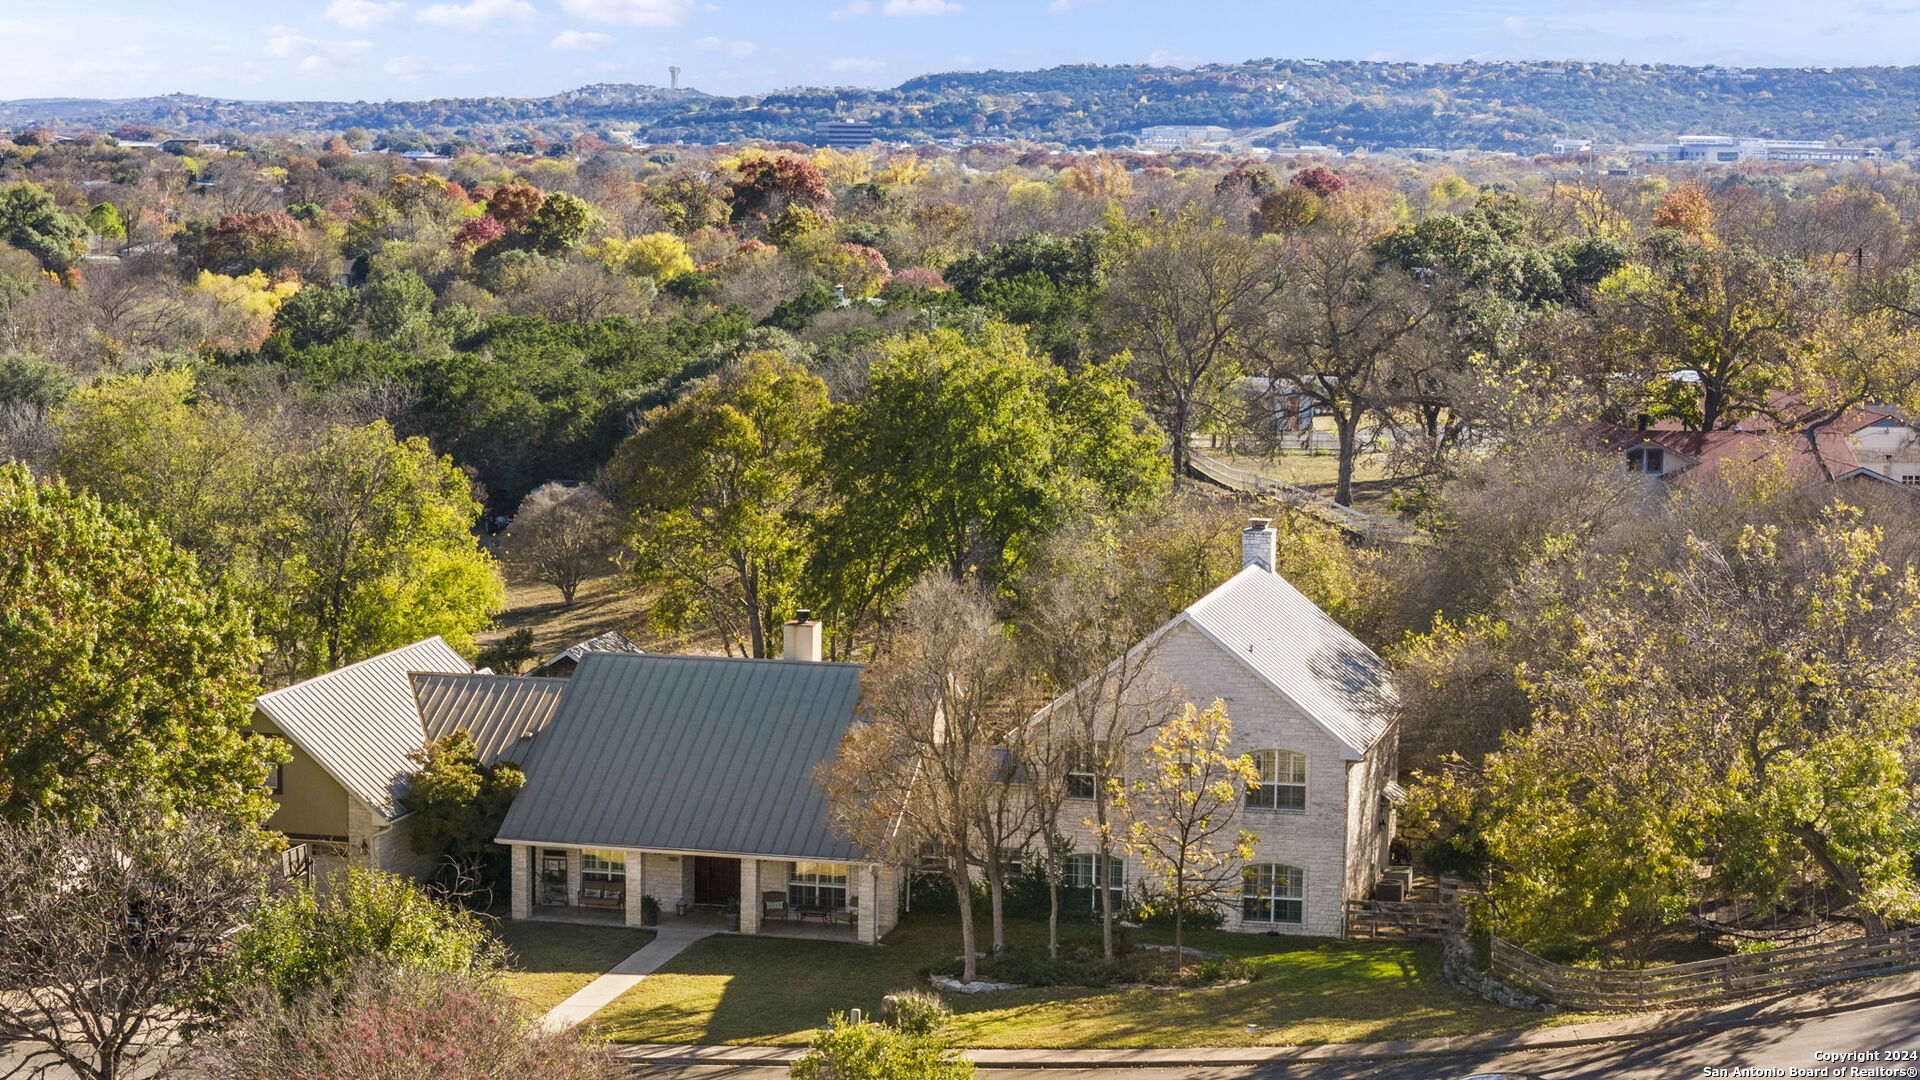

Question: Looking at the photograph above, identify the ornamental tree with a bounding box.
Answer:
[1106,699,1259,967]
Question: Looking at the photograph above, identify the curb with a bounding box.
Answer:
[613,975,1920,1071]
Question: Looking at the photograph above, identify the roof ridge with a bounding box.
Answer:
[579,651,865,669]
[260,636,458,700]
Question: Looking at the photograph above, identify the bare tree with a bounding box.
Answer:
[0,806,275,1080]
[1102,207,1285,477]
[503,483,618,606]
[1259,213,1439,506]
[818,574,1023,982]
[1018,525,1192,964]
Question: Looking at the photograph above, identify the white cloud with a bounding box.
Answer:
[415,0,536,31]
[324,0,407,30]
[830,56,886,73]
[558,0,693,26]
[695,35,758,57]
[264,32,373,73]
[551,29,616,49]
[882,0,962,13]
[1047,0,1101,10]
[384,54,480,78]
[830,0,872,13]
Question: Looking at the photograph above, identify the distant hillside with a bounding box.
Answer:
[5,58,1918,152]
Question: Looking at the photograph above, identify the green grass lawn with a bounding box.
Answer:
[590,915,1554,1048]
[494,920,655,1013]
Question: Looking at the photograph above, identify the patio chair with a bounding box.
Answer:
[840,895,859,926]
[762,890,789,921]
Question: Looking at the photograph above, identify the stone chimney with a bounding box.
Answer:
[1241,518,1277,573]
[781,609,823,662]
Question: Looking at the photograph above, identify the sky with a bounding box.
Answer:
[0,0,1916,102]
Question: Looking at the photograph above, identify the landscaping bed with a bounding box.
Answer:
[588,914,1559,1048]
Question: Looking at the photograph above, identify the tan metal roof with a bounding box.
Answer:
[410,673,568,766]
[1181,565,1395,759]
[255,638,471,821]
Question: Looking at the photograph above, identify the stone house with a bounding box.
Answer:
[1031,519,1400,938]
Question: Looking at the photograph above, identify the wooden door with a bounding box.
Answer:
[691,856,740,906]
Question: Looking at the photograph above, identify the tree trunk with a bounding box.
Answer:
[953,868,978,983]
[1789,824,1888,937]
[1170,396,1191,478]
[560,581,578,606]
[1047,875,1060,961]
[1173,904,1184,976]
[1333,411,1360,507]
[986,857,1006,954]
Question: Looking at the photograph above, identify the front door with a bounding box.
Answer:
[691,856,740,906]
[539,849,569,906]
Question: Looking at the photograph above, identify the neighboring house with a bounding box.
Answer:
[257,639,568,879]
[494,616,905,943]
[1033,519,1400,939]
[1579,419,1911,493]
[533,630,646,677]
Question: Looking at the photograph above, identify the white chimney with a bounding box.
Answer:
[1241,518,1277,572]
[782,609,823,662]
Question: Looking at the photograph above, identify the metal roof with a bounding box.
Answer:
[1181,565,1395,760]
[536,630,646,672]
[254,638,471,821]
[497,652,865,861]
[410,673,569,766]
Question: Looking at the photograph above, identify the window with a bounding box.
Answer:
[1063,853,1124,911]
[1247,750,1307,811]
[1243,863,1304,925]
[260,734,288,794]
[1066,742,1107,800]
[1902,475,1920,486]
[264,761,283,795]
[789,861,849,910]
[1626,447,1665,474]
[579,849,626,909]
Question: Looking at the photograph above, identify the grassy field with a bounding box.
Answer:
[1204,451,1402,518]
[494,920,655,1014]
[590,915,1555,1049]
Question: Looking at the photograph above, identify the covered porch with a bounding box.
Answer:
[505,843,900,945]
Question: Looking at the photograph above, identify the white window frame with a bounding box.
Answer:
[790,861,849,909]
[1242,863,1305,925]
[1062,852,1124,911]
[579,849,627,908]
[1247,749,1307,812]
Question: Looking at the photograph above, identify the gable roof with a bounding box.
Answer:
[254,638,471,821]
[411,673,569,766]
[1177,565,1396,760]
[497,653,865,861]
[536,630,646,673]
[1578,422,1867,486]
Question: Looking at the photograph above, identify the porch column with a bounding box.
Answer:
[857,864,880,944]
[566,849,582,907]
[509,844,530,920]
[623,851,647,927]
[738,858,761,934]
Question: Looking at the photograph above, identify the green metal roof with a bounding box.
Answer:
[496,652,865,861]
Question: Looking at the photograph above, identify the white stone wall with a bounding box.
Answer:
[640,853,686,909]
[1039,621,1383,939]
[343,796,438,882]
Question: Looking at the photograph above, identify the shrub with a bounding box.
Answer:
[196,962,614,1080]
[199,866,505,1015]
[641,894,661,926]
[790,1012,971,1080]
[880,989,952,1036]
[1183,955,1256,987]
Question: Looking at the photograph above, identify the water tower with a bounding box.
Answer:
[670,66,682,90]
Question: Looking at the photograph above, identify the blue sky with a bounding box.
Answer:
[0,0,1913,101]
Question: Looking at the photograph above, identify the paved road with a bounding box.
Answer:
[625,994,1920,1079]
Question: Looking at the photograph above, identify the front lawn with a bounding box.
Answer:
[493,920,655,1013]
[590,914,1555,1048]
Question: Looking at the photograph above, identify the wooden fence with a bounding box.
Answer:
[1187,452,1429,545]
[1491,927,1920,1010]
[1344,899,1459,941]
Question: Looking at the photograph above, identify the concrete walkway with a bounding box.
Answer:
[612,967,1920,1068]
[544,923,718,1030]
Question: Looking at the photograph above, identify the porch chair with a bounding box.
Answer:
[762,890,789,921]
